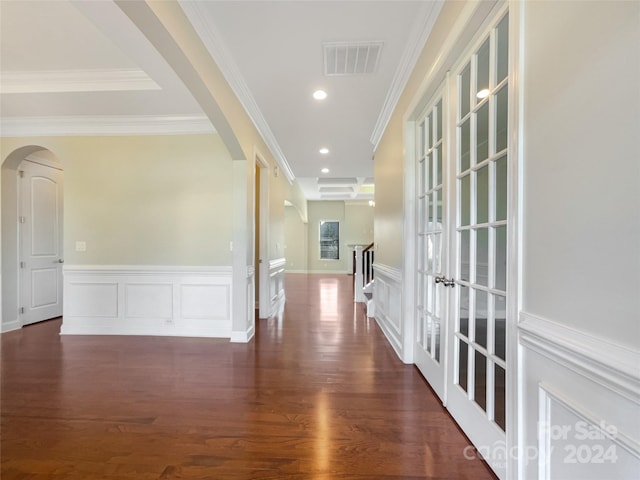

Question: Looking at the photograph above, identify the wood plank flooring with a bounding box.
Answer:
[1,273,497,479]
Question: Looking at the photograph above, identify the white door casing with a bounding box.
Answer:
[256,156,270,319]
[19,160,63,325]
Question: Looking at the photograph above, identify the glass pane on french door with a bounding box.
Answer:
[415,93,446,402]
[447,10,509,480]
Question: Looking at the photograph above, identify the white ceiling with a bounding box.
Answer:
[0,0,442,201]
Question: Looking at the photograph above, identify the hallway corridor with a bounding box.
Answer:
[1,274,496,479]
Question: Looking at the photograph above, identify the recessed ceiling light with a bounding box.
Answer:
[313,90,327,100]
[321,168,330,174]
[477,88,490,99]
[319,148,329,155]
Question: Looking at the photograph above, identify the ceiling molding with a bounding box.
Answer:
[0,68,160,94]
[0,114,215,137]
[370,0,444,151]
[178,0,295,183]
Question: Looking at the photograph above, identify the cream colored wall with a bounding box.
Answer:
[307,201,348,273]
[141,1,289,270]
[284,205,307,272]
[286,180,308,223]
[344,203,374,246]
[268,169,288,261]
[521,0,640,349]
[1,134,234,266]
[374,0,467,270]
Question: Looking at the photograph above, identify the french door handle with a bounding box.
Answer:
[435,275,456,287]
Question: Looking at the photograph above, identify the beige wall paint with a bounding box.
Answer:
[286,180,308,224]
[521,0,640,349]
[374,0,467,270]
[306,201,346,273]
[344,203,374,247]
[1,134,234,266]
[284,205,307,271]
[267,168,289,261]
[285,201,373,273]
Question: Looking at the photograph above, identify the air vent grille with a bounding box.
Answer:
[323,41,383,76]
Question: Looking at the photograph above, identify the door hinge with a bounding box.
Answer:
[19,307,25,314]
[18,170,24,178]
[20,261,25,269]
[19,216,26,224]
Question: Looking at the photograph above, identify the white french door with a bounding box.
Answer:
[414,89,448,402]
[446,11,510,479]
[20,160,64,325]
[414,8,511,480]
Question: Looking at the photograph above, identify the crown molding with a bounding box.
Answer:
[0,115,216,137]
[0,68,160,94]
[370,0,444,150]
[178,0,295,184]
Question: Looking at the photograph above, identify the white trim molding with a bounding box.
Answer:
[0,115,216,138]
[370,0,444,150]
[1,319,21,334]
[268,258,286,318]
[178,0,294,184]
[519,311,640,478]
[372,263,405,361]
[231,264,256,343]
[62,265,233,338]
[0,68,160,94]
[519,311,640,402]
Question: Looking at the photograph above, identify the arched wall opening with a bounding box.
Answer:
[2,145,63,332]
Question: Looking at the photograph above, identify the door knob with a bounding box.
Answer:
[435,275,455,287]
[443,278,456,287]
[58,259,64,263]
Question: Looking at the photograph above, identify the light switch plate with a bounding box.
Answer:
[75,241,86,252]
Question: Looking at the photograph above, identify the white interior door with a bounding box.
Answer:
[20,160,64,325]
[445,11,509,479]
[414,90,449,402]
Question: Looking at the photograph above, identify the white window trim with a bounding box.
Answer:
[318,219,341,261]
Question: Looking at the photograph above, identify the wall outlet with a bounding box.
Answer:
[75,241,86,252]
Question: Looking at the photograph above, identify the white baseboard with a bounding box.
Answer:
[1,319,21,333]
[62,265,233,338]
[230,328,253,343]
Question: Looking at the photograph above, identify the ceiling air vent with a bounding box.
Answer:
[323,41,383,76]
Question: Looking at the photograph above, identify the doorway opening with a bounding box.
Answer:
[2,146,64,332]
[254,155,269,320]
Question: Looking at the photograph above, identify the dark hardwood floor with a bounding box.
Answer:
[1,273,497,479]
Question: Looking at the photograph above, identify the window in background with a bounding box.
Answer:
[319,221,340,260]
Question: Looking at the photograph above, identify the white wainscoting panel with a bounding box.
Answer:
[62,266,233,338]
[373,263,404,361]
[519,311,640,479]
[231,265,255,343]
[268,258,286,318]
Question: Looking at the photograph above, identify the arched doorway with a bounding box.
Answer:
[2,146,64,332]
